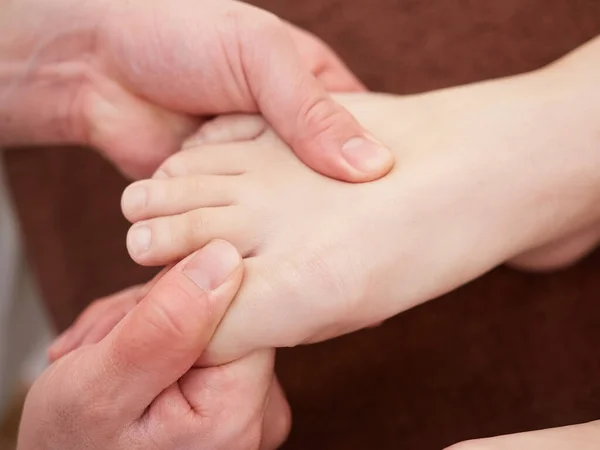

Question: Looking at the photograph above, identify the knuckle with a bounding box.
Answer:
[141,286,198,341]
[299,94,350,141]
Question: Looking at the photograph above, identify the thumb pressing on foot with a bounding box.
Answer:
[244,18,395,183]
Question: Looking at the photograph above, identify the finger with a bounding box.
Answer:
[74,270,174,349]
[48,285,144,361]
[260,376,292,450]
[285,21,366,92]
[85,240,243,420]
[146,350,276,449]
[139,265,172,297]
[447,421,600,450]
[241,11,394,183]
[77,308,130,348]
[83,77,201,179]
[180,350,275,414]
[183,350,276,448]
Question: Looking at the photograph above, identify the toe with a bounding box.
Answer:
[183,114,267,147]
[155,141,261,177]
[126,207,257,265]
[122,175,242,222]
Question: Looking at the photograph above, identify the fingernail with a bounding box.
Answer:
[153,170,169,179]
[128,225,152,257]
[183,240,240,291]
[341,135,393,174]
[122,185,148,214]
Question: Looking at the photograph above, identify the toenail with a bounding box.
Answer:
[128,225,152,257]
[123,185,148,214]
[341,134,393,174]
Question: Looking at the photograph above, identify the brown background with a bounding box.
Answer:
[4,0,600,448]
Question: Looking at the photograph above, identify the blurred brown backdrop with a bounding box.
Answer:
[4,0,600,448]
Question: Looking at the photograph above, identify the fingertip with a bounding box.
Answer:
[339,134,395,181]
[296,135,395,183]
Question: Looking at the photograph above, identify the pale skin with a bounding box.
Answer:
[1,0,393,180]
[55,35,600,448]
[21,241,291,450]
[2,0,392,446]
[129,35,600,363]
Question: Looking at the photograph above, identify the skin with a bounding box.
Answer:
[55,35,600,449]
[0,0,393,180]
[116,37,600,364]
[0,0,376,445]
[6,0,599,444]
[21,241,291,450]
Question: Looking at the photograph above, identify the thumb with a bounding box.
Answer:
[86,240,242,420]
[243,15,395,183]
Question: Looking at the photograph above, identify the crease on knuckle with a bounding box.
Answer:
[297,94,349,147]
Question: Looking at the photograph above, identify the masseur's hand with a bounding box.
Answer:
[20,241,290,450]
[1,0,393,180]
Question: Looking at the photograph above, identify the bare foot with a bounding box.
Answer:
[508,224,600,272]
[121,70,600,364]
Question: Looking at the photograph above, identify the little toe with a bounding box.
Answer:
[126,207,257,265]
[122,175,242,222]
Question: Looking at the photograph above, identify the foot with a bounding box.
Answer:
[121,72,600,364]
[508,224,600,272]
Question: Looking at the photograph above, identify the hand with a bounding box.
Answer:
[1,0,393,180]
[21,241,290,450]
[447,421,600,450]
